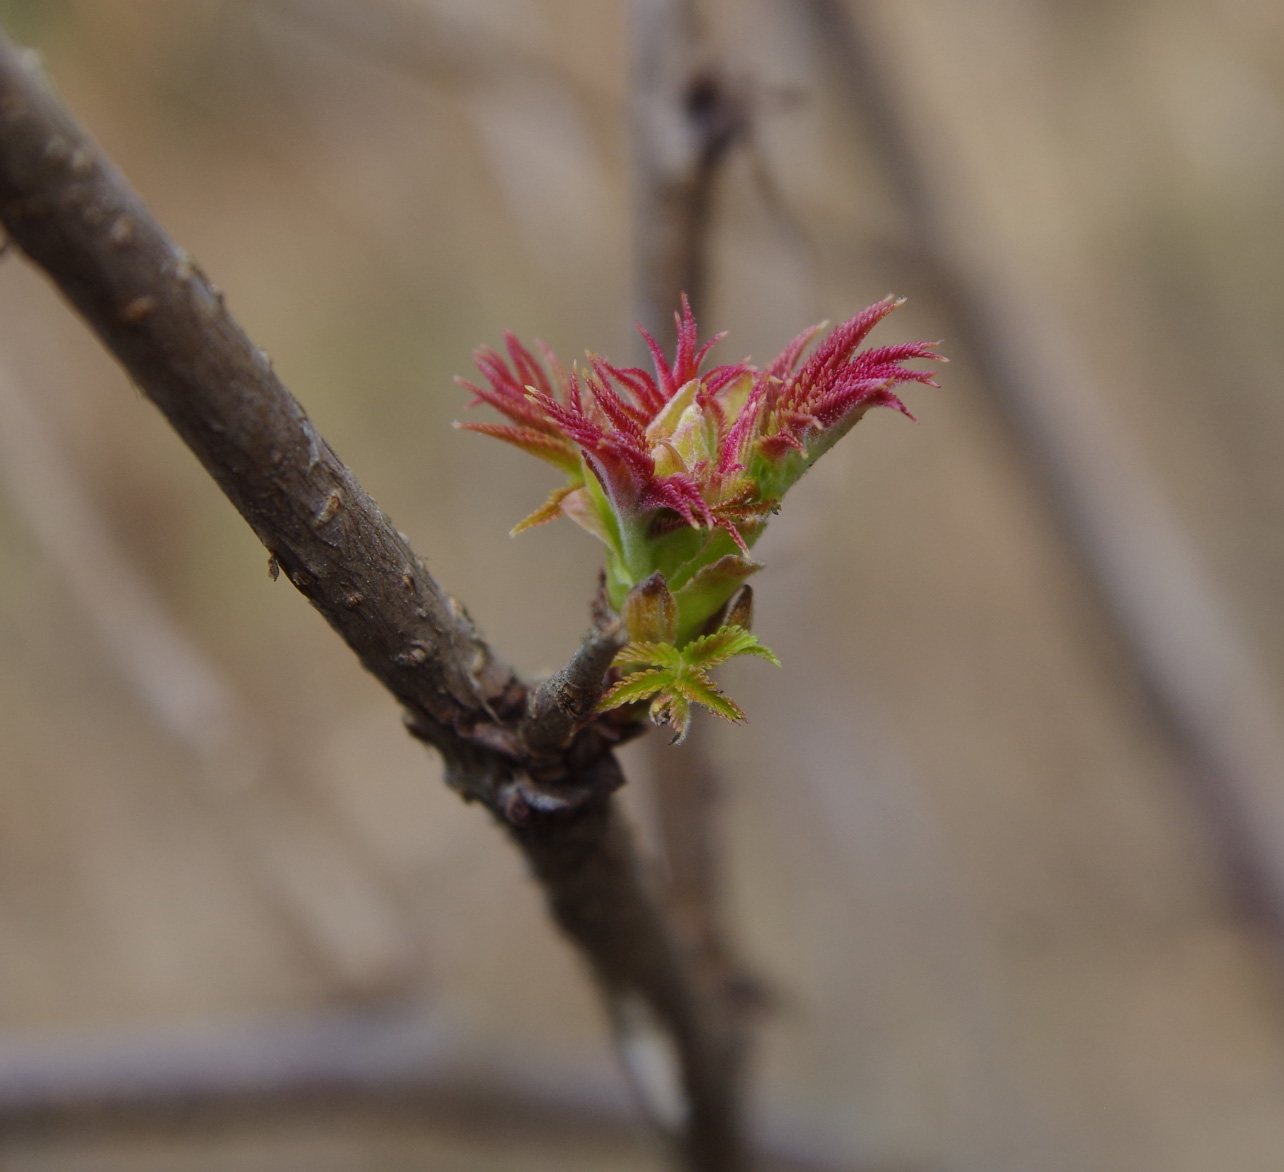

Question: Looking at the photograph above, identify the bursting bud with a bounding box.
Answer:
[457,296,942,738]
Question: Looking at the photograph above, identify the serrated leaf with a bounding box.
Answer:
[614,641,683,669]
[673,672,746,723]
[684,625,781,669]
[455,421,581,474]
[597,668,672,712]
[683,626,754,667]
[731,639,781,667]
[511,483,577,535]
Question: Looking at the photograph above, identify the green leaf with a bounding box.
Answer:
[732,639,781,667]
[684,625,781,670]
[614,641,683,669]
[599,623,777,739]
[597,668,672,712]
[673,672,745,723]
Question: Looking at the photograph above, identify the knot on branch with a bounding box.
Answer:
[401,579,643,827]
[492,578,658,825]
[520,573,625,760]
[498,748,627,828]
[523,620,625,757]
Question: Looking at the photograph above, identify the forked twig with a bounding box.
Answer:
[0,30,738,1171]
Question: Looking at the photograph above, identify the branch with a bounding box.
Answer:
[522,589,625,769]
[0,29,752,1171]
[631,0,748,348]
[0,35,521,788]
[259,0,607,108]
[0,1010,876,1171]
[800,0,1284,944]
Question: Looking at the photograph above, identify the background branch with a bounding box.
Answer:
[0,1010,874,1172]
[799,0,1284,949]
[630,2,757,1168]
[259,0,605,104]
[631,0,747,348]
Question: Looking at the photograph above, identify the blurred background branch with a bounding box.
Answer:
[0,1008,871,1172]
[800,0,1284,948]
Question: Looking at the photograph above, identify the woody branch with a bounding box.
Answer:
[0,28,736,1172]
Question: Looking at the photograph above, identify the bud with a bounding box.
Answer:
[722,584,754,633]
[456,296,942,738]
[621,572,678,644]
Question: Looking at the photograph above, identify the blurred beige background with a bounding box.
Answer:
[1,0,1284,1169]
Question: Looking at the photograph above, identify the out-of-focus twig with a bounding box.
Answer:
[632,0,748,349]
[630,3,758,1169]
[253,0,617,367]
[800,0,1284,943]
[258,0,605,107]
[0,363,412,999]
[0,1009,877,1172]
[649,722,754,1002]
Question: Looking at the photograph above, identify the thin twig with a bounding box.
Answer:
[0,1010,879,1172]
[799,0,1284,943]
[631,0,749,349]
[0,28,739,1168]
[630,3,757,1169]
[649,723,751,1002]
[258,0,607,109]
[253,0,616,307]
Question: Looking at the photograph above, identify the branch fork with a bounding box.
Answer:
[0,27,747,1171]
